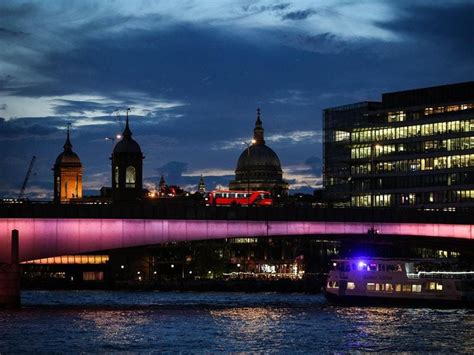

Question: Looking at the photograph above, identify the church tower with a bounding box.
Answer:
[111,111,144,202]
[53,125,83,203]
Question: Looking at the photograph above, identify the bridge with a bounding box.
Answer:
[0,218,473,263]
[0,203,473,263]
[0,203,473,306]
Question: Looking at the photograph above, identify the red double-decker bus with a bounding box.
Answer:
[206,190,273,206]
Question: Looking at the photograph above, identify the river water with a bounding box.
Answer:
[0,291,473,353]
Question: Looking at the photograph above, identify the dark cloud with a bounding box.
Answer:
[156,161,188,183]
[282,9,316,21]
[0,27,27,37]
[305,156,322,176]
[0,117,58,139]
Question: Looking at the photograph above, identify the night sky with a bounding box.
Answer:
[1,1,473,199]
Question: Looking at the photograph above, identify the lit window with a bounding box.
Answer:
[334,130,350,142]
[125,166,136,188]
[412,284,422,293]
[114,166,119,188]
[347,282,356,290]
[366,283,376,291]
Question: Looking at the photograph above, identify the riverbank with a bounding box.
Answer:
[22,276,324,293]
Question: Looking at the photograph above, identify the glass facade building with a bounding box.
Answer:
[323,81,474,210]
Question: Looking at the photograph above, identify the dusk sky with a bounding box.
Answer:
[1,0,473,198]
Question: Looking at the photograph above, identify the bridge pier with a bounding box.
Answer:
[0,230,20,308]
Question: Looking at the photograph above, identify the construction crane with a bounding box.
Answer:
[18,156,36,200]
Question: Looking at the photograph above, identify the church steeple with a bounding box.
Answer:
[122,108,132,140]
[197,174,206,194]
[253,108,265,145]
[63,123,72,152]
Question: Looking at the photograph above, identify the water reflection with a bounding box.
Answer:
[0,292,472,352]
[77,310,152,349]
[333,306,474,352]
[210,307,286,350]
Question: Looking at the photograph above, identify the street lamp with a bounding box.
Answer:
[242,139,256,206]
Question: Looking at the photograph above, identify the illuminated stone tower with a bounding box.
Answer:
[53,125,83,203]
[111,112,144,202]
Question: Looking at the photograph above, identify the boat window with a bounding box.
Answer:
[327,281,339,289]
[375,283,384,291]
[395,284,402,292]
[412,284,422,292]
[367,283,376,291]
[369,263,377,271]
[428,282,443,291]
[347,282,356,290]
[402,284,412,292]
[385,284,394,292]
[396,264,402,272]
[378,264,386,272]
[386,264,396,272]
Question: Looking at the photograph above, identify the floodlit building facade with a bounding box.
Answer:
[323,81,474,210]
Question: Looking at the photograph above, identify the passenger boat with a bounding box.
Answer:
[324,258,474,307]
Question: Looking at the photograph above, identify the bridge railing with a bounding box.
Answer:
[0,202,472,224]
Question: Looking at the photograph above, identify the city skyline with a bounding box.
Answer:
[1,1,474,198]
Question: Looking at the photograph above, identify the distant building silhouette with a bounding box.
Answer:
[229,109,288,196]
[53,125,83,203]
[197,175,206,194]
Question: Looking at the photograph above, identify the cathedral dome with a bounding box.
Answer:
[236,144,282,172]
[229,109,288,196]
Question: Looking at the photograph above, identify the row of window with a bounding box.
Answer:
[351,119,474,143]
[385,104,474,123]
[353,172,474,191]
[351,153,474,175]
[114,166,136,188]
[326,281,443,292]
[351,190,474,207]
[351,137,474,159]
[334,262,402,272]
[424,104,473,116]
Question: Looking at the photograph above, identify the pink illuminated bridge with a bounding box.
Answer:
[0,218,473,263]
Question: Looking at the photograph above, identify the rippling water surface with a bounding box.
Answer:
[0,291,473,352]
